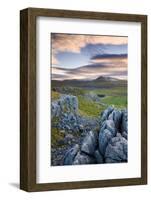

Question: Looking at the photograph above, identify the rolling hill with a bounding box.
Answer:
[52,76,127,89]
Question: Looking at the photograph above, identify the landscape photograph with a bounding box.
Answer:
[51,33,128,166]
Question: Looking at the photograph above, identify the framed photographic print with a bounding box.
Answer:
[20,8,147,191]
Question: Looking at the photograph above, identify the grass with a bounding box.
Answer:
[76,87,127,116]
[78,95,106,118]
[90,87,127,109]
[51,86,127,118]
[92,87,127,96]
[51,91,60,101]
[101,96,127,108]
[51,127,65,147]
[51,117,63,147]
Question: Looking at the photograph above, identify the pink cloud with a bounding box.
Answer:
[51,34,128,65]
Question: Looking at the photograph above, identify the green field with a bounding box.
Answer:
[51,78,127,118]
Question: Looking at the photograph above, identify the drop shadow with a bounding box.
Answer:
[9,183,19,189]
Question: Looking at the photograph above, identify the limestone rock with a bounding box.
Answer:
[99,129,114,155]
[94,150,104,164]
[73,152,96,165]
[105,136,127,163]
[108,110,122,130]
[81,131,98,155]
[121,110,128,133]
[63,144,79,165]
[101,119,117,136]
[101,106,114,122]
[51,95,78,119]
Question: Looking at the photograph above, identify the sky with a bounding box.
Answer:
[51,33,128,80]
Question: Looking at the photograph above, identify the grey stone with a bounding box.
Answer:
[63,144,79,165]
[79,124,84,131]
[62,95,78,114]
[65,134,74,140]
[108,110,122,130]
[105,136,127,163]
[51,95,78,119]
[81,131,98,155]
[116,132,122,137]
[51,101,61,118]
[63,134,75,144]
[101,120,116,136]
[101,107,114,122]
[121,110,128,133]
[105,158,120,163]
[68,113,76,121]
[122,131,128,140]
[73,152,96,165]
[94,150,104,164]
[99,129,114,155]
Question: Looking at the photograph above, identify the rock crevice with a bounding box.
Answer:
[63,106,128,165]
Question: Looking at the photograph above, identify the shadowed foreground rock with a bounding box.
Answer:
[105,135,127,163]
[81,131,98,155]
[63,107,128,165]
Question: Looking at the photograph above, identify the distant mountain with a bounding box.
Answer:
[95,76,119,82]
[52,75,127,89]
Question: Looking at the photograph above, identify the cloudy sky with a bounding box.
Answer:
[51,33,128,80]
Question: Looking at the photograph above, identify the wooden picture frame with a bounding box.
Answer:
[20,7,147,192]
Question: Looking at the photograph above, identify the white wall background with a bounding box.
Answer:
[0,0,150,199]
